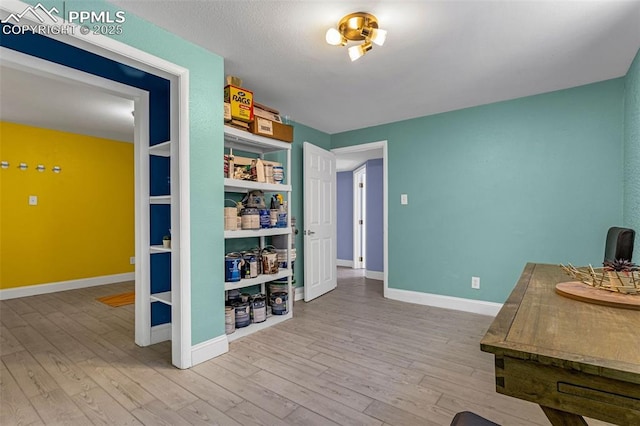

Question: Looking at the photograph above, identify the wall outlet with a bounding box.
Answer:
[130,257,135,265]
[29,195,38,206]
[400,194,408,205]
[472,276,480,289]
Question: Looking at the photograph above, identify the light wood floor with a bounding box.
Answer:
[1,268,613,425]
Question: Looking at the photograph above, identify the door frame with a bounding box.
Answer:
[353,164,366,269]
[332,141,388,295]
[0,0,192,368]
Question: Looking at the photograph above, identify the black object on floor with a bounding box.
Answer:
[604,226,635,262]
[450,411,500,426]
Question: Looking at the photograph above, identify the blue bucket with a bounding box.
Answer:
[234,302,251,328]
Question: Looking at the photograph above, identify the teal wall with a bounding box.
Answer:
[624,48,640,263]
[332,80,625,303]
[26,0,225,343]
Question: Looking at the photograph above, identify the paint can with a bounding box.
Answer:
[225,305,235,334]
[262,249,279,275]
[225,253,243,282]
[270,292,288,315]
[251,294,267,323]
[272,166,284,184]
[243,254,258,278]
[276,211,288,228]
[241,207,260,230]
[259,209,271,229]
[264,164,274,184]
[234,302,251,328]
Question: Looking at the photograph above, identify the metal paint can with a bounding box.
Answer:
[225,253,243,282]
[270,292,288,315]
[272,166,284,184]
[234,302,251,328]
[251,294,267,323]
[225,305,235,334]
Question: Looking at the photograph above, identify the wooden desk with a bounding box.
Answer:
[481,263,640,425]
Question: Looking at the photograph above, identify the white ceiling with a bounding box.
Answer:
[0,65,135,142]
[1,1,639,147]
[107,0,640,134]
[335,148,383,172]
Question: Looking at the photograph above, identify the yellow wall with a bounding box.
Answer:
[0,122,134,289]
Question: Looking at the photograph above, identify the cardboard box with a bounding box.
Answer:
[224,102,231,122]
[250,117,293,142]
[224,85,253,122]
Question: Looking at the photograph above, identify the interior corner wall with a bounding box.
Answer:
[365,158,384,272]
[624,47,640,263]
[337,171,354,261]
[0,122,134,288]
[331,78,624,304]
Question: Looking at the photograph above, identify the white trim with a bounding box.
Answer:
[294,286,304,301]
[332,141,388,297]
[191,335,229,368]
[337,259,354,267]
[150,323,172,345]
[353,164,366,270]
[386,287,503,317]
[1,1,192,369]
[365,270,384,281]
[0,273,134,300]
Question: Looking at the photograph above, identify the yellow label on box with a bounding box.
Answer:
[224,85,253,122]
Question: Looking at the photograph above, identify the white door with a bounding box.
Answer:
[304,142,337,301]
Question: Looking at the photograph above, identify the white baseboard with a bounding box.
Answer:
[365,270,384,280]
[150,323,172,344]
[337,259,353,267]
[385,287,503,317]
[0,272,135,300]
[294,286,304,301]
[191,334,229,367]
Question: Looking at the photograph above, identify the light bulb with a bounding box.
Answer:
[348,41,372,61]
[325,28,344,46]
[369,28,387,46]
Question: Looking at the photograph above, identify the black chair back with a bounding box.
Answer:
[604,227,635,262]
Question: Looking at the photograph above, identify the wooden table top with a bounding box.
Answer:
[481,263,640,383]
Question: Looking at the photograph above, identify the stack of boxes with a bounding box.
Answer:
[224,76,294,143]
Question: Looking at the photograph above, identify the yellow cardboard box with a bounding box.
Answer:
[224,85,253,122]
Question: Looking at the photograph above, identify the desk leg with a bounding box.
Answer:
[541,406,587,426]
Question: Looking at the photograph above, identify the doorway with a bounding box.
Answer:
[0,5,191,367]
[332,141,388,295]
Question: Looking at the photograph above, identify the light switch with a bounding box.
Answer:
[29,195,38,206]
[400,194,408,205]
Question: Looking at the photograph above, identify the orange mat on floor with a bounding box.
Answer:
[97,291,135,307]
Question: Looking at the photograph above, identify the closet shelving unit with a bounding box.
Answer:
[224,125,293,342]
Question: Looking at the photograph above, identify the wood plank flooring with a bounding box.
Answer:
[1,269,613,425]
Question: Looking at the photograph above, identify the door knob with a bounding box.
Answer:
[306,230,315,235]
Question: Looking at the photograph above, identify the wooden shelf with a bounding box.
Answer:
[224,125,291,154]
[224,228,291,239]
[227,311,292,342]
[150,291,171,305]
[224,178,291,193]
[225,270,292,291]
[149,141,171,157]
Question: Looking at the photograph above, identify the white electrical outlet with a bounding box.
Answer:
[401,194,408,205]
[130,257,136,265]
[472,276,480,289]
[29,195,38,206]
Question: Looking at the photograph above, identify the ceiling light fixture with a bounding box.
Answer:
[326,12,387,61]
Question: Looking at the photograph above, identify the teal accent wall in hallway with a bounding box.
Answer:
[624,48,640,263]
[332,80,625,303]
